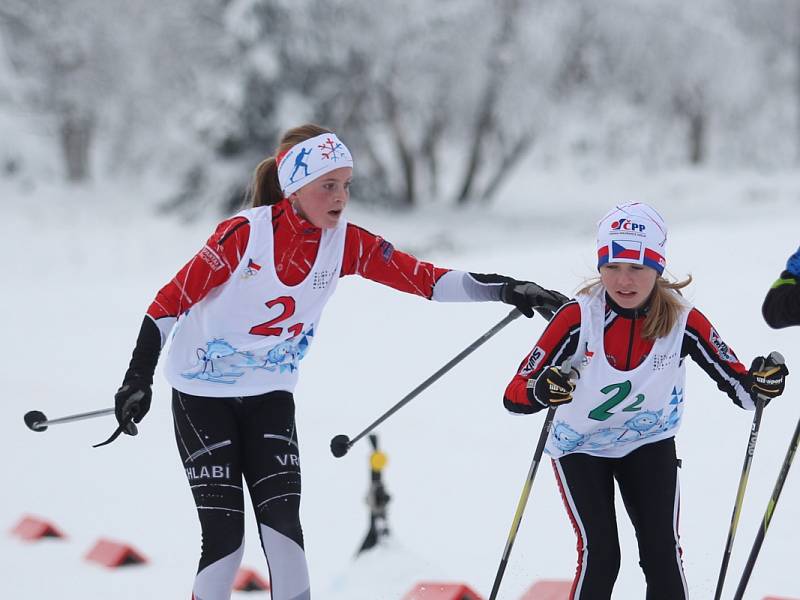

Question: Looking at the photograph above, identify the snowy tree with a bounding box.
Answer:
[193,0,564,209]
[0,0,231,184]
[551,0,765,167]
[0,0,114,181]
[2,0,794,207]
[732,0,800,164]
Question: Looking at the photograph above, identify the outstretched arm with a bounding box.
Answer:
[340,223,567,312]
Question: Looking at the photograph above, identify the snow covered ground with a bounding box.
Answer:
[2,167,799,599]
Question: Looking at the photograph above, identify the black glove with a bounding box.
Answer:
[749,352,789,401]
[528,365,578,408]
[114,377,152,436]
[502,281,569,318]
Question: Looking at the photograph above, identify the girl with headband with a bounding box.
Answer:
[503,202,788,599]
[113,123,567,600]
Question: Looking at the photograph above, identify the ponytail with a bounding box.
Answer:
[248,156,282,207]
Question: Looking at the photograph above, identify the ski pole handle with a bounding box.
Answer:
[558,357,579,380]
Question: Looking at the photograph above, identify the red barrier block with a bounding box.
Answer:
[10,515,65,541]
[233,567,271,592]
[520,579,572,600]
[85,538,147,567]
[763,597,800,600]
[403,582,484,600]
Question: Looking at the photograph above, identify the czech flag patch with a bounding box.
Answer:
[611,240,642,260]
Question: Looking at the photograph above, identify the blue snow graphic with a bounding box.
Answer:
[670,386,684,405]
[624,409,663,435]
[582,427,626,450]
[554,404,682,454]
[181,327,315,384]
[552,422,585,452]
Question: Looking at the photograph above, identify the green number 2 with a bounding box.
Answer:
[588,381,645,421]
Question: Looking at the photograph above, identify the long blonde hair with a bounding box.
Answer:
[578,274,693,339]
[247,123,333,207]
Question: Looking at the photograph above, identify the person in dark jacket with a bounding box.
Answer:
[763,245,800,328]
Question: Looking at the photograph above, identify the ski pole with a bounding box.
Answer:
[24,407,115,432]
[488,405,556,600]
[488,357,578,600]
[732,414,800,600]
[330,306,553,458]
[712,396,766,600]
[713,351,784,600]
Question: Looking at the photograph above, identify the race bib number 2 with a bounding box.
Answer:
[588,380,645,421]
[249,295,304,337]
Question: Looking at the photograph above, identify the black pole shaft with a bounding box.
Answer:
[713,398,765,600]
[344,307,527,450]
[732,415,800,600]
[488,407,556,600]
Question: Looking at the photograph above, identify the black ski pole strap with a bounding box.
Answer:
[92,414,135,448]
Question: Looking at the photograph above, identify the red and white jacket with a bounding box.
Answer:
[123,199,515,390]
[504,293,757,415]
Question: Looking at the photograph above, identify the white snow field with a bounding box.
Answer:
[2,167,799,599]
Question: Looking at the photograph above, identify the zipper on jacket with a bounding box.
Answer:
[625,309,637,370]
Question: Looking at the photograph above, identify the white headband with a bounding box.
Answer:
[277,133,354,196]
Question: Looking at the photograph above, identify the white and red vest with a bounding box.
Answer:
[165,206,346,397]
[546,285,690,459]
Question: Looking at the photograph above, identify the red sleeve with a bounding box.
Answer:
[682,308,754,409]
[146,217,250,320]
[504,302,582,413]
[340,223,450,298]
